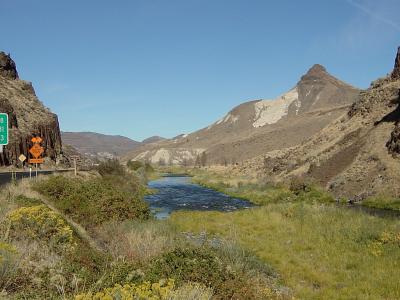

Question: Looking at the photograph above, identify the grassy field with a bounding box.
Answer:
[162,168,400,299]
[170,203,400,299]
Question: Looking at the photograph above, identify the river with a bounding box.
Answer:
[144,176,253,219]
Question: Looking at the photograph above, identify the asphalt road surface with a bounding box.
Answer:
[0,169,72,186]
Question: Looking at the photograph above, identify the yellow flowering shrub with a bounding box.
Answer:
[75,279,175,300]
[379,231,400,244]
[368,231,400,256]
[7,205,75,252]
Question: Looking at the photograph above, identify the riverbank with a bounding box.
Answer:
[361,194,400,211]
[188,168,335,206]
[166,167,400,299]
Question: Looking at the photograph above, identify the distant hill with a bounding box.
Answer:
[142,136,166,144]
[61,132,141,157]
[124,64,359,165]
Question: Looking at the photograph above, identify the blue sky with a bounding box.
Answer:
[1,0,399,141]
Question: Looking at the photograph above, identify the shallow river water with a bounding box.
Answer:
[144,176,253,219]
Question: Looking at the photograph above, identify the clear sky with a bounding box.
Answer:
[1,0,399,141]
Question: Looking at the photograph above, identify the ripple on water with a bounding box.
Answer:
[144,176,253,219]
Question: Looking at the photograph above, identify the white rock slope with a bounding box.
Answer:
[253,87,299,127]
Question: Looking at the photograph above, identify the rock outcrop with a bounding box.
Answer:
[0,52,19,80]
[392,47,400,80]
[387,122,400,156]
[0,52,63,167]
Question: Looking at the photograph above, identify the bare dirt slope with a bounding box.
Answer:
[124,64,359,165]
[240,47,400,200]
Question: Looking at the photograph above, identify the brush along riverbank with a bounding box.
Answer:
[0,161,288,299]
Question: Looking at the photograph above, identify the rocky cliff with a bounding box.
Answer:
[392,47,400,80]
[0,52,63,167]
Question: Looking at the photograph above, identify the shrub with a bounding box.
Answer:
[7,205,75,253]
[127,160,144,171]
[145,247,268,299]
[97,159,125,177]
[13,195,42,207]
[296,185,335,204]
[74,279,175,300]
[35,176,150,229]
[145,162,154,173]
[146,247,227,286]
[288,176,311,195]
[362,195,400,211]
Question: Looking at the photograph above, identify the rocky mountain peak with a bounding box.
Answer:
[300,64,328,80]
[392,46,400,80]
[307,64,327,74]
[0,52,19,80]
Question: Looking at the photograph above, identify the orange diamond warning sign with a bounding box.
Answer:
[29,143,44,158]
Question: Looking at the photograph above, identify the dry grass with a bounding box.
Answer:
[171,203,400,299]
[168,282,213,300]
[94,220,180,263]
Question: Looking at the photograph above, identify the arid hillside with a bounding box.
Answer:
[124,64,359,165]
[240,47,400,200]
[0,52,62,167]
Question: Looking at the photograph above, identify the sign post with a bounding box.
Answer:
[19,154,26,169]
[29,137,44,179]
[71,155,80,176]
[0,113,9,153]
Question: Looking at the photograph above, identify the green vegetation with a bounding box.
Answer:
[145,246,281,300]
[75,279,176,300]
[0,164,286,299]
[34,174,150,229]
[127,160,158,181]
[171,198,400,299]
[362,194,400,211]
[190,168,334,206]
[97,158,126,177]
[127,159,144,171]
[4,163,399,299]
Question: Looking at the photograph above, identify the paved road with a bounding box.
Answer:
[0,169,72,186]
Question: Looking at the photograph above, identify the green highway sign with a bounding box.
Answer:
[0,113,9,145]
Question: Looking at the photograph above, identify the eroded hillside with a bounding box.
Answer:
[242,47,400,200]
[125,64,359,165]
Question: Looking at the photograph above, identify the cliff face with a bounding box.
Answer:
[392,47,400,80]
[0,52,63,166]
